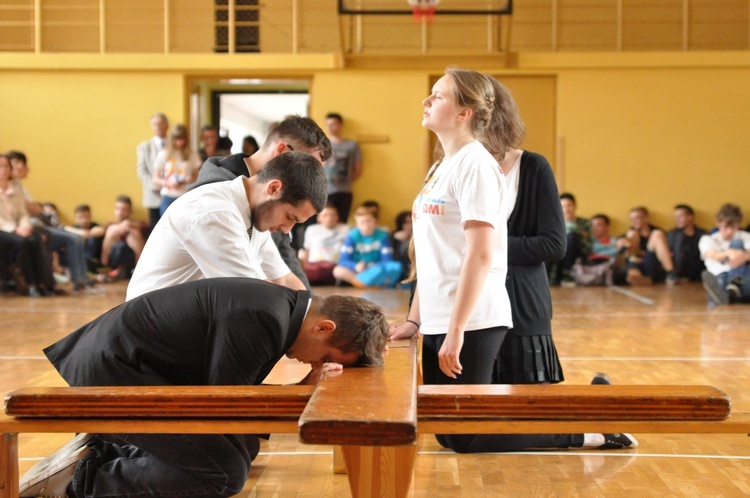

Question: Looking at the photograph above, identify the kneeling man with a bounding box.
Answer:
[21,278,389,497]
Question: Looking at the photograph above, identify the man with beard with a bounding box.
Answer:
[190,115,332,290]
[126,151,327,300]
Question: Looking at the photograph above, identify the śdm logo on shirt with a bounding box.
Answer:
[421,198,446,216]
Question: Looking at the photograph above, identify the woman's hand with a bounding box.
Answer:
[389,321,419,340]
[438,331,464,379]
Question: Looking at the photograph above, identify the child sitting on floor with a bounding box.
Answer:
[333,206,402,288]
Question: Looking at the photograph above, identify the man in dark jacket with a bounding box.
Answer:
[190,115,332,290]
[20,277,388,498]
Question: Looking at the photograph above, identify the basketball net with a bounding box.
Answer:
[407,0,439,23]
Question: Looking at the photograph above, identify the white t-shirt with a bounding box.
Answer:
[412,141,512,335]
[126,176,288,300]
[699,230,750,276]
[303,223,350,263]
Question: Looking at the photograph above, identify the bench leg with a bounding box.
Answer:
[333,445,346,474]
[1,433,19,498]
[342,445,416,498]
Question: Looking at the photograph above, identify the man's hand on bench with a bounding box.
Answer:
[299,362,344,385]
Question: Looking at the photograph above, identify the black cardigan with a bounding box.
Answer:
[505,151,566,336]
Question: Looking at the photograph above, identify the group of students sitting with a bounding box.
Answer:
[297,200,412,289]
[0,150,148,298]
[550,193,750,305]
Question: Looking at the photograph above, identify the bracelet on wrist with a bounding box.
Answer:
[405,319,420,329]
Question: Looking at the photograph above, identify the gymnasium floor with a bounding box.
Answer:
[2,281,749,496]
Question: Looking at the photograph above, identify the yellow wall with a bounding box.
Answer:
[0,71,184,223]
[550,62,750,234]
[1,52,749,236]
[311,70,429,225]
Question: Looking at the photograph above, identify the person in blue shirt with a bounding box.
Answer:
[333,206,402,288]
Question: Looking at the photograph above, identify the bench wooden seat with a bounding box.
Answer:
[418,384,732,420]
[5,385,314,419]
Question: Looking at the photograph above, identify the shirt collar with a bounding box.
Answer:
[230,176,253,231]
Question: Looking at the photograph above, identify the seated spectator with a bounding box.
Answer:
[8,150,89,293]
[41,202,62,228]
[391,210,412,282]
[667,204,706,282]
[360,199,391,233]
[589,214,619,262]
[616,206,676,286]
[40,202,68,283]
[101,195,147,281]
[547,192,591,286]
[0,154,51,297]
[699,203,750,305]
[65,204,106,274]
[299,204,350,286]
[152,124,202,216]
[571,213,619,286]
[333,206,402,288]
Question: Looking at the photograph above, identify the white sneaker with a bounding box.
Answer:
[20,433,92,497]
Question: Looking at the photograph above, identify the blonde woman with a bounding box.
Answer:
[152,124,202,216]
[390,67,637,452]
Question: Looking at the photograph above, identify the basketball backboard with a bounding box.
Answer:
[338,0,513,16]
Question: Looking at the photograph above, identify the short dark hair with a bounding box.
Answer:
[325,112,343,123]
[267,115,332,162]
[115,195,132,207]
[630,206,649,216]
[716,203,742,225]
[560,192,576,204]
[255,151,328,212]
[674,204,695,216]
[314,294,389,367]
[592,213,610,225]
[243,135,259,149]
[395,210,411,231]
[200,124,218,134]
[75,204,91,214]
[6,150,27,164]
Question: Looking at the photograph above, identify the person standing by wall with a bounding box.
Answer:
[136,113,168,232]
[323,112,362,224]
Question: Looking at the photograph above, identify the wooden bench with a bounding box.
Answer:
[0,339,419,498]
[4,337,750,498]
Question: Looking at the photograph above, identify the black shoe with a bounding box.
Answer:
[591,372,612,385]
[702,270,729,306]
[599,433,638,450]
[726,282,741,304]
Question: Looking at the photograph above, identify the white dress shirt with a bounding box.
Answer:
[126,176,289,300]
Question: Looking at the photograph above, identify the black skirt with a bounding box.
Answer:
[495,334,564,384]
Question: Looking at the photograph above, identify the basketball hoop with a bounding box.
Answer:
[407,0,439,22]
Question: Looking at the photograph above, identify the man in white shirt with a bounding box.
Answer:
[136,113,168,231]
[126,151,327,300]
[699,203,750,305]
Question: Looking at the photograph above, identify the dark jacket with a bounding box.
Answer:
[505,151,566,337]
[45,278,309,387]
[190,154,311,289]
